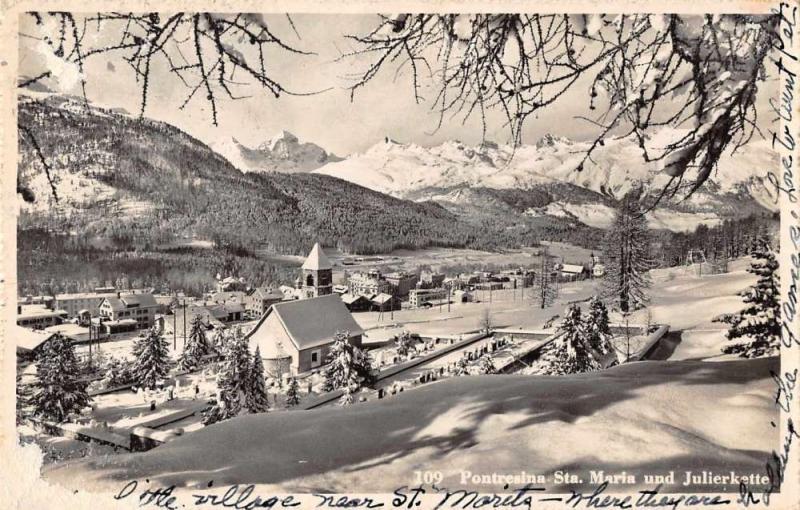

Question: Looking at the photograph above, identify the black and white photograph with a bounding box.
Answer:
[4,3,799,508]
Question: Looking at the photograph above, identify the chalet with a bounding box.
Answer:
[560,264,590,281]
[98,293,159,330]
[15,325,57,363]
[371,293,401,312]
[593,264,606,277]
[245,294,364,375]
[420,271,446,288]
[340,293,372,312]
[244,287,284,317]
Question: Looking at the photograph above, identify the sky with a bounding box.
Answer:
[18,13,778,157]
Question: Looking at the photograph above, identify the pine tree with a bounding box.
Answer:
[542,305,599,375]
[395,331,415,357]
[453,356,470,376]
[478,355,497,374]
[603,190,652,312]
[30,335,91,422]
[131,327,172,390]
[286,377,301,407]
[212,331,252,420]
[322,331,374,392]
[585,296,613,355]
[246,347,270,413]
[178,315,210,371]
[720,238,780,358]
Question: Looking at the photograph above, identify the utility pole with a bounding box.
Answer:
[183,299,187,350]
[173,293,177,350]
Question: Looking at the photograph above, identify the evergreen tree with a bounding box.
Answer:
[453,356,470,376]
[542,305,599,375]
[720,238,780,358]
[603,190,652,312]
[395,331,415,357]
[246,347,270,413]
[537,245,557,309]
[30,335,91,422]
[178,315,210,371]
[322,331,374,392]
[585,296,613,355]
[286,377,301,407]
[131,327,172,390]
[478,355,497,374]
[211,331,252,420]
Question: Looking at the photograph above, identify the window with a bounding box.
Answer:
[311,349,322,368]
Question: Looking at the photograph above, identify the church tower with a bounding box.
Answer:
[301,242,333,298]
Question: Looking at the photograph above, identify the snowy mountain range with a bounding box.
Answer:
[311,131,778,232]
[211,131,342,174]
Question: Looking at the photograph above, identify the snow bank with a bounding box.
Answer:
[46,356,778,494]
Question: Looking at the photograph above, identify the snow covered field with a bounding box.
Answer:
[44,356,778,493]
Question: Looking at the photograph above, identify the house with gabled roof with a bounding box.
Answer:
[98,293,159,330]
[245,294,363,375]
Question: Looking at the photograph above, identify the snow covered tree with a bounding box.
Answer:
[30,335,91,422]
[322,331,375,392]
[603,190,652,312]
[131,326,172,390]
[395,331,415,357]
[212,332,252,420]
[286,377,301,407]
[541,305,599,375]
[585,296,613,355]
[478,355,497,375]
[178,315,211,371]
[720,238,780,357]
[453,356,470,376]
[246,347,270,413]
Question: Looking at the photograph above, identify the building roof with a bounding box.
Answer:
[17,305,67,320]
[44,323,90,339]
[102,293,158,311]
[246,294,363,351]
[248,287,284,301]
[371,293,395,304]
[340,293,369,305]
[301,242,332,271]
[14,325,57,352]
[54,292,109,301]
[561,264,586,274]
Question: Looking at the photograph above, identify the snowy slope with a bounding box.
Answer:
[46,357,777,493]
[211,131,341,174]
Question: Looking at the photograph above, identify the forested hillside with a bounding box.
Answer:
[17,95,539,255]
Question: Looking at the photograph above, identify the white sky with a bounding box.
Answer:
[18,13,778,156]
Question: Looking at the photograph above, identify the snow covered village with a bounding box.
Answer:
[9,10,792,500]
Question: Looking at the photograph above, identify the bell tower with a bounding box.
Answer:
[301,242,333,298]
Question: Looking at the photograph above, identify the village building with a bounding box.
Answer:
[51,292,110,318]
[340,293,372,312]
[244,287,284,317]
[347,269,390,297]
[419,271,446,289]
[408,288,449,308]
[245,294,364,376]
[44,323,92,343]
[15,325,58,364]
[300,243,333,298]
[384,272,419,297]
[98,293,159,330]
[593,264,606,277]
[16,304,67,329]
[371,292,401,312]
[559,264,591,281]
[216,276,248,293]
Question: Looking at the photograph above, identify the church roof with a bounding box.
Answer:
[301,242,332,271]
[245,294,363,351]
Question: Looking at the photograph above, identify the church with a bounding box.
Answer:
[245,243,364,376]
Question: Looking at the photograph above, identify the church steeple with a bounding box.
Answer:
[301,242,332,298]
